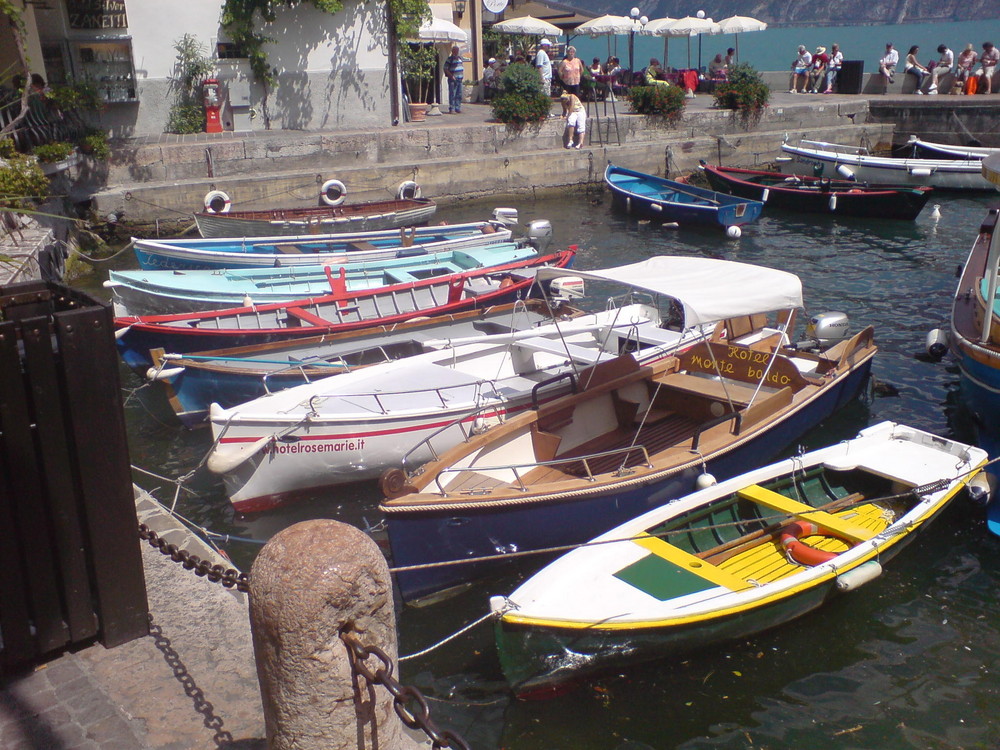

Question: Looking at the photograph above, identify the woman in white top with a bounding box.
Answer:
[824,43,844,93]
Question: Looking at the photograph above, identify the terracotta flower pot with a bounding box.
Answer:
[408,103,427,122]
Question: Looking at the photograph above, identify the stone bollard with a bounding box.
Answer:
[249,519,419,750]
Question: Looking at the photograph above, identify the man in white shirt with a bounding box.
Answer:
[928,44,953,93]
[879,42,899,90]
[535,39,552,96]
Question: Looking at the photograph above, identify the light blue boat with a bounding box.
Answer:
[108,243,539,316]
[132,220,516,271]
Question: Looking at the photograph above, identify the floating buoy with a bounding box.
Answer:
[203,190,231,214]
[726,225,742,239]
[650,203,663,212]
[320,179,347,207]
[828,194,837,211]
[925,328,948,360]
[397,180,421,200]
[930,204,942,220]
[695,472,717,490]
[835,164,855,180]
[761,188,770,203]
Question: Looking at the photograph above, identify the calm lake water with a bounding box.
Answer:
[571,18,1000,76]
[97,186,1000,749]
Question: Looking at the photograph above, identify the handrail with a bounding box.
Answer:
[295,375,502,416]
[530,370,577,410]
[691,410,742,451]
[399,396,508,473]
[432,444,653,495]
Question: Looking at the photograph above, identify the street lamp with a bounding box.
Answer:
[627,7,647,79]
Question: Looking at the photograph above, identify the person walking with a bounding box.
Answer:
[535,39,553,96]
[928,44,953,94]
[444,45,465,113]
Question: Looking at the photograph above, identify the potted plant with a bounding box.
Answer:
[400,43,437,121]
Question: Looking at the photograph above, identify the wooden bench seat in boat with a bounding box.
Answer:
[653,371,762,407]
[631,534,754,591]
[276,244,305,254]
[736,484,874,543]
[557,413,700,476]
[347,241,379,252]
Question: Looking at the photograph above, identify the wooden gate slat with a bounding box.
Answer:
[0,316,69,656]
[22,323,99,643]
[0,321,39,670]
[56,307,149,647]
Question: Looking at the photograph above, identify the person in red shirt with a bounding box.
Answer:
[809,46,830,93]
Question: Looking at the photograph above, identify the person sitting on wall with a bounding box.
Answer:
[904,45,929,93]
[976,41,998,94]
[878,42,898,90]
[823,43,844,93]
[790,45,812,93]
[928,44,953,94]
[808,46,829,92]
[955,44,978,92]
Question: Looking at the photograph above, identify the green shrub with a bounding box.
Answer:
[712,63,770,128]
[166,102,205,134]
[491,62,551,127]
[79,129,111,160]
[32,141,75,164]
[624,84,686,122]
[0,138,16,159]
[47,82,103,113]
[0,154,49,210]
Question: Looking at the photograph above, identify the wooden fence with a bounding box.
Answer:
[0,281,148,673]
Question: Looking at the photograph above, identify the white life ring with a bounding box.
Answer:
[320,179,347,207]
[203,190,231,214]
[397,180,421,200]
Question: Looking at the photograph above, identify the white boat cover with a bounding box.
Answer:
[537,257,803,326]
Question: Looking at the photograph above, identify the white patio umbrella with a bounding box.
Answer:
[663,16,720,70]
[640,17,677,70]
[415,17,469,44]
[716,15,767,62]
[574,14,635,36]
[491,15,562,37]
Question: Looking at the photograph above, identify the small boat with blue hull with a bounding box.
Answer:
[145,299,572,428]
[905,135,999,161]
[379,258,878,604]
[114,248,576,371]
[132,220,515,271]
[108,243,539,316]
[604,164,763,228]
[489,421,988,695]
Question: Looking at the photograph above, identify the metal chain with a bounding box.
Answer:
[138,523,250,593]
[341,631,471,750]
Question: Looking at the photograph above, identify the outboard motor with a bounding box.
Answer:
[524,219,554,253]
[492,207,519,226]
[548,276,585,302]
[795,311,851,352]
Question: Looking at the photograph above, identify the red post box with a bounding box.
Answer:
[203,79,222,133]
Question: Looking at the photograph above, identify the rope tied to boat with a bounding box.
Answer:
[398,604,510,662]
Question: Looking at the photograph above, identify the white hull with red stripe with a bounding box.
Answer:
[206,304,705,511]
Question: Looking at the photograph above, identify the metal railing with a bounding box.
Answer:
[399,397,510,472]
[301,377,503,417]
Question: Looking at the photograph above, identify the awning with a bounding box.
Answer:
[537,257,804,326]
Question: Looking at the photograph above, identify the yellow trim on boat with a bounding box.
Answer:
[633,534,754,591]
[737,484,874,542]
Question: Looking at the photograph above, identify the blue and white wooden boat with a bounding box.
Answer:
[779,139,996,191]
[604,164,763,228]
[114,248,577,372]
[489,421,988,695]
[379,257,878,603]
[906,135,999,161]
[144,299,571,428]
[107,243,539,316]
[132,220,516,271]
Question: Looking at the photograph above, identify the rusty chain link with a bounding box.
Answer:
[138,523,249,593]
[341,630,471,750]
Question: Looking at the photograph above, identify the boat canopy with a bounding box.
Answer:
[537,257,803,326]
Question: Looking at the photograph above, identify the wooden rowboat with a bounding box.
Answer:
[489,421,988,695]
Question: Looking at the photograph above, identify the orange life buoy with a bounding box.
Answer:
[779,521,839,567]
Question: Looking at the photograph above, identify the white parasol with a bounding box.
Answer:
[414,17,468,44]
[716,15,767,62]
[662,16,721,70]
[491,15,562,37]
[574,14,635,36]
[639,17,678,69]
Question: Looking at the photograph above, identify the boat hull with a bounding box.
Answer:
[701,165,932,220]
[779,141,994,191]
[604,164,763,227]
[385,359,874,603]
[195,199,437,238]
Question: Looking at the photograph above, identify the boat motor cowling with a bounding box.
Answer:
[525,219,554,252]
[796,311,851,351]
[492,207,519,226]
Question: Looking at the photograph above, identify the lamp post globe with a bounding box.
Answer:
[628,7,642,80]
